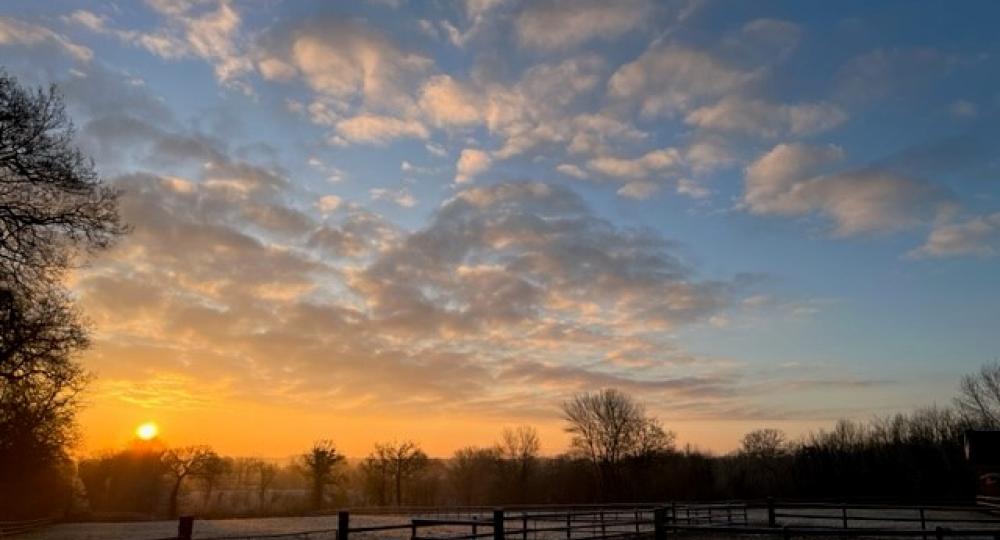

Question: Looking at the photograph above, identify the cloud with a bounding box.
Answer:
[316,195,343,213]
[686,96,846,137]
[0,16,93,61]
[437,0,508,48]
[948,99,978,119]
[370,187,418,208]
[684,139,735,174]
[415,55,610,159]
[353,181,741,339]
[264,18,432,111]
[676,178,710,199]
[608,43,755,117]
[64,10,107,33]
[419,74,483,127]
[455,148,492,183]
[556,164,588,179]
[835,47,964,102]
[515,0,652,51]
[77,169,764,423]
[587,148,681,179]
[567,113,648,155]
[910,212,1000,258]
[728,18,802,65]
[743,143,953,236]
[334,114,430,145]
[69,2,252,86]
[617,181,659,200]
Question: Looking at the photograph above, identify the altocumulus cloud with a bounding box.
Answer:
[77,163,774,419]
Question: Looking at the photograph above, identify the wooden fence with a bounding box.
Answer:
[160,499,1000,540]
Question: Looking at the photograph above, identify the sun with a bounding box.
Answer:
[135,422,159,441]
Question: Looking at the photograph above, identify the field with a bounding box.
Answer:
[17,505,1000,540]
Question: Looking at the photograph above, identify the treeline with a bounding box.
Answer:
[64,377,1000,518]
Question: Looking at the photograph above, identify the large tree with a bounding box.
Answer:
[955,360,1000,429]
[363,441,428,506]
[740,428,788,459]
[300,440,345,511]
[498,426,540,503]
[163,446,219,517]
[562,388,674,497]
[0,71,126,518]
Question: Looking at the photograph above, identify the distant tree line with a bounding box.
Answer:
[59,376,1000,518]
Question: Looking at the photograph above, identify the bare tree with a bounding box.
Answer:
[955,361,1000,428]
[250,459,277,511]
[498,426,540,503]
[364,441,428,506]
[562,388,674,495]
[0,72,125,292]
[0,70,125,518]
[163,446,218,517]
[448,446,501,505]
[740,428,787,459]
[193,453,231,511]
[299,440,344,510]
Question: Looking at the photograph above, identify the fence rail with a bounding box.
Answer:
[158,498,1000,540]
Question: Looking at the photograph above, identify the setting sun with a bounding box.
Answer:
[135,422,158,441]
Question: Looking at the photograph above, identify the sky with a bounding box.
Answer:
[0,0,998,458]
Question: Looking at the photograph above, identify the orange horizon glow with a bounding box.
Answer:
[78,395,830,460]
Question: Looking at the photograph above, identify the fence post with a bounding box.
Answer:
[841,503,848,529]
[177,516,194,540]
[920,508,927,540]
[653,507,666,540]
[600,510,606,537]
[522,513,528,540]
[767,498,776,528]
[337,511,349,540]
[935,526,945,540]
[566,512,571,540]
[670,502,677,525]
[635,509,640,535]
[494,508,505,540]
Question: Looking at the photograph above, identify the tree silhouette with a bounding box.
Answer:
[562,388,674,498]
[956,360,1000,428]
[448,446,502,505]
[251,459,277,511]
[364,441,428,506]
[299,440,344,511]
[499,426,540,503]
[163,446,219,517]
[740,428,787,459]
[194,453,231,511]
[0,70,126,518]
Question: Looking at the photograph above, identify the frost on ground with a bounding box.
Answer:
[18,507,999,540]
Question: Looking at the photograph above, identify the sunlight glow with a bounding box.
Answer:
[135,422,159,441]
